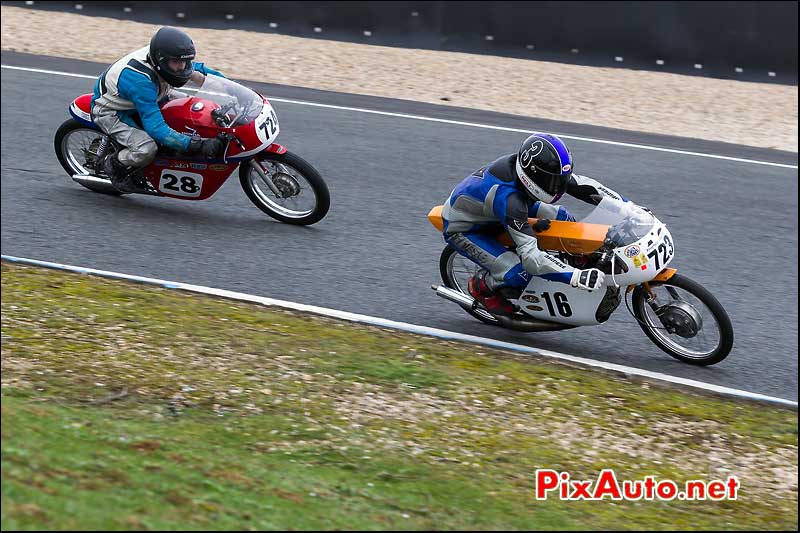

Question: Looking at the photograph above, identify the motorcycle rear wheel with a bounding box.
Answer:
[54,119,122,195]
[439,245,500,326]
[631,274,733,366]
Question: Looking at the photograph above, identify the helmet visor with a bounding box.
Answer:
[533,168,571,197]
[165,57,192,74]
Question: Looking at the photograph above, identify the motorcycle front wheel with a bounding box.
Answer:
[631,274,734,366]
[239,152,330,225]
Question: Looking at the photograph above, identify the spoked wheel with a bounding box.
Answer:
[53,119,121,195]
[239,151,330,225]
[439,245,500,326]
[631,274,733,365]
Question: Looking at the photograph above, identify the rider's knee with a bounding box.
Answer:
[501,263,530,288]
[128,138,158,167]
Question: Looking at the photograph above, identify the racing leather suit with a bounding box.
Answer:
[90,46,224,168]
[442,153,627,291]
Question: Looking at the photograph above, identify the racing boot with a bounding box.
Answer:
[98,152,140,193]
[468,271,516,316]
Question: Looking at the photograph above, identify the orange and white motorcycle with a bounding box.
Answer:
[429,197,734,365]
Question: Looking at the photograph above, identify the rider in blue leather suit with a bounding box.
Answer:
[442,133,629,315]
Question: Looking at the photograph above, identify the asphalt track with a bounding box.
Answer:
[2,52,798,401]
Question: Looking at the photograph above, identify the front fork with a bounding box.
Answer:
[642,283,663,313]
[627,267,680,313]
[249,159,284,197]
[640,281,686,330]
[248,143,291,197]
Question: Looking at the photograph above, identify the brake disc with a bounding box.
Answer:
[272,173,301,198]
[656,300,703,338]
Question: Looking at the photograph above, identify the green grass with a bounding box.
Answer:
[1,262,797,530]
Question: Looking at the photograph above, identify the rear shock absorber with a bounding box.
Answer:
[96,136,110,159]
[87,136,111,169]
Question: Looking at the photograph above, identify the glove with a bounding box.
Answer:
[188,137,223,158]
[570,268,605,291]
[532,218,551,233]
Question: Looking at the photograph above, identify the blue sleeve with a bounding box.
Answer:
[117,69,191,152]
[91,78,101,108]
[193,61,226,79]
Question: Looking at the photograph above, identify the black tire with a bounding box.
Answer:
[631,273,734,366]
[239,151,330,225]
[53,118,122,195]
[439,245,500,326]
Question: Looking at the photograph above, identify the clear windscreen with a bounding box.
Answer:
[179,74,263,127]
[580,197,657,247]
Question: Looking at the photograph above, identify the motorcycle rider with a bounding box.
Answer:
[91,26,226,192]
[442,133,630,316]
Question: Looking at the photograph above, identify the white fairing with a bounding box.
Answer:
[518,278,608,325]
[608,222,674,286]
[518,197,674,326]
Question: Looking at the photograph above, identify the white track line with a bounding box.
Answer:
[2,254,797,408]
[2,63,797,170]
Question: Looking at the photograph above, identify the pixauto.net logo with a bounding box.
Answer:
[535,469,740,501]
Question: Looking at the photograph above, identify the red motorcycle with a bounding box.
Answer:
[54,75,330,225]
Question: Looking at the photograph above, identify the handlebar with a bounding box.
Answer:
[211,101,238,126]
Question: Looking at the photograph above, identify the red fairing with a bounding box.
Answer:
[143,158,238,201]
[69,93,94,123]
[160,97,221,139]
[222,97,275,158]
[265,143,287,154]
[74,94,93,114]
[159,96,274,158]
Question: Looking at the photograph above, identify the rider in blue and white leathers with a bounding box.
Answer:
[442,133,628,315]
[90,26,226,192]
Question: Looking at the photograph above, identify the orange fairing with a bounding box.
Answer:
[653,268,677,282]
[427,205,608,254]
[427,205,445,232]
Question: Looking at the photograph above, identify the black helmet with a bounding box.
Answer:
[515,133,574,203]
[149,27,196,87]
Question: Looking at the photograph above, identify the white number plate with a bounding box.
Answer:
[158,169,204,197]
[255,102,280,144]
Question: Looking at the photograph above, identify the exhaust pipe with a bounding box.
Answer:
[494,314,574,333]
[71,174,118,194]
[431,284,575,333]
[71,174,159,196]
[432,285,476,308]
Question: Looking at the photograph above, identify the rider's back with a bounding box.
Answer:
[442,154,527,234]
[92,47,170,112]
